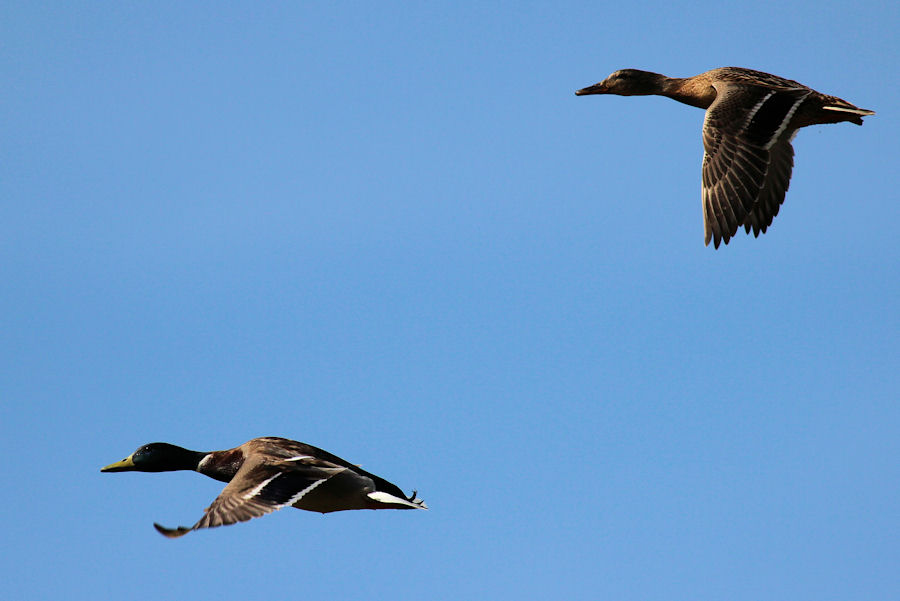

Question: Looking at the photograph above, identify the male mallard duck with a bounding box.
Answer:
[575,67,874,248]
[101,437,427,537]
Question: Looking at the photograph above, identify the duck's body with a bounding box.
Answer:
[102,437,426,537]
[576,67,874,248]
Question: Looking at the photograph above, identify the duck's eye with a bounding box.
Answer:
[136,445,154,457]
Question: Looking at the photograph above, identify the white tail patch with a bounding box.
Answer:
[367,491,428,509]
[823,105,875,116]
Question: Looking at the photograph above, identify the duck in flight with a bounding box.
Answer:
[575,67,874,248]
[101,437,426,537]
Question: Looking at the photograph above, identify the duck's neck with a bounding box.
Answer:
[166,446,210,472]
[659,76,715,109]
[196,448,246,482]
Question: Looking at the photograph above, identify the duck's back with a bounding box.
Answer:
[705,67,808,90]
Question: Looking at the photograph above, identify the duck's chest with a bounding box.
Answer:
[198,449,245,482]
[669,80,717,109]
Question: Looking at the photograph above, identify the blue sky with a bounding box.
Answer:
[2,2,898,600]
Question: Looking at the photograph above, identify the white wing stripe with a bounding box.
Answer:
[744,91,775,125]
[284,476,330,506]
[283,455,314,462]
[242,473,281,500]
[763,92,807,150]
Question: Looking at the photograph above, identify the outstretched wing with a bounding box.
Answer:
[702,82,806,247]
[154,455,347,538]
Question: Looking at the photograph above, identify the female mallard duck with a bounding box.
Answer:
[575,67,874,248]
[101,437,426,537]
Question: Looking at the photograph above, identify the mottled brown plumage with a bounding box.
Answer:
[101,437,426,537]
[576,67,874,247]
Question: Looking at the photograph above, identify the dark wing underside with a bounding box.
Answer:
[154,455,347,538]
[742,139,793,237]
[701,82,807,247]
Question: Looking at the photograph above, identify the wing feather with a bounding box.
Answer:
[701,82,802,246]
[154,455,347,538]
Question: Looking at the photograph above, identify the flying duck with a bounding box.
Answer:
[576,67,874,247]
[101,437,427,537]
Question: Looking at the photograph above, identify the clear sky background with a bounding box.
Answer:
[2,2,898,600]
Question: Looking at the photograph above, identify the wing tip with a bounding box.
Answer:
[153,522,193,538]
